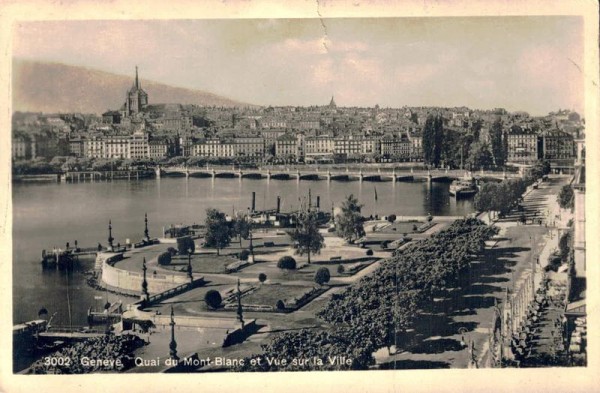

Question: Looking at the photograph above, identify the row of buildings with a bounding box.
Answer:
[11,68,582,167]
[13,124,576,166]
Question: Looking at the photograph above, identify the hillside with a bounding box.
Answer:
[12,59,254,114]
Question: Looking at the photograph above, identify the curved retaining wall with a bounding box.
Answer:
[100,254,189,295]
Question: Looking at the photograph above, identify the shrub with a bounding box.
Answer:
[412,224,418,231]
[314,267,331,285]
[240,249,250,261]
[277,256,297,270]
[366,249,374,256]
[381,240,390,250]
[337,264,345,274]
[276,300,285,310]
[167,247,177,256]
[157,252,172,265]
[204,290,222,310]
[177,236,195,255]
[258,273,267,283]
[387,214,396,223]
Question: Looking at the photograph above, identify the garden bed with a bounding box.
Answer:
[225,283,326,312]
[166,254,244,274]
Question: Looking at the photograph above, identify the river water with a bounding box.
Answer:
[12,177,474,326]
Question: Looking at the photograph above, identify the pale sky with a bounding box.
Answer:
[13,17,583,115]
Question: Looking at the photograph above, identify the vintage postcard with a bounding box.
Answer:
[0,0,598,392]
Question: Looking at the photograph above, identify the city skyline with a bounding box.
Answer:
[13,16,583,116]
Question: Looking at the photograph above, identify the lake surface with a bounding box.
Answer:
[12,177,474,326]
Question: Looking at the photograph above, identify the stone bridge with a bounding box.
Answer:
[156,165,518,183]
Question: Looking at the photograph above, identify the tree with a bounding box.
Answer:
[289,208,324,264]
[277,256,297,270]
[177,236,195,255]
[314,267,331,286]
[336,194,366,244]
[337,264,345,274]
[204,208,231,255]
[157,252,172,265]
[467,142,493,170]
[558,185,574,210]
[231,214,251,246]
[422,114,444,167]
[276,300,285,310]
[204,290,222,309]
[387,214,396,223]
[471,119,483,141]
[240,249,251,261]
[258,273,267,284]
[490,118,505,167]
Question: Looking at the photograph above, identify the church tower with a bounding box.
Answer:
[329,95,337,109]
[124,66,149,117]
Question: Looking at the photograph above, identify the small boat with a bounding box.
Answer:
[449,176,477,197]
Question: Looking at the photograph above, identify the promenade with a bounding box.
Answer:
[374,175,571,369]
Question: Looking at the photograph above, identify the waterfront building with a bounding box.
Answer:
[380,134,411,160]
[304,135,335,160]
[11,134,30,159]
[360,137,380,156]
[193,138,236,157]
[296,133,306,159]
[407,130,423,161]
[541,129,575,161]
[83,134,105,159]
[234,136,265,159]
[333,135,362,157]
[128,130,149,159]
[179,136,194,157]
[506,128,541,164]
[148,138,169,159]
[275,133,298,159]
[68,136,84,157]
[104,134,130,159]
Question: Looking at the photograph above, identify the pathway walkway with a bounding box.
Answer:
[375,175,569,369]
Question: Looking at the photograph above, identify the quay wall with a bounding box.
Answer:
[100,254,188,295]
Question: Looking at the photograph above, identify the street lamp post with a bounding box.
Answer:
[246,213,254,262]
[169,306,179,361]
[187,248,193,283]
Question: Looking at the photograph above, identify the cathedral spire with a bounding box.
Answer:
[135,66,139,89]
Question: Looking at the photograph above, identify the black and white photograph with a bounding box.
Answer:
[1,1,598,391]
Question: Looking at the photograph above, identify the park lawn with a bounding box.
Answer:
[239,259,374,282]
[376,221,422,234]
[166,254,239,274]
[240,284,315,307]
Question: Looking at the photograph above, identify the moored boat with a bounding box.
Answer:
[449,176,477,197]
